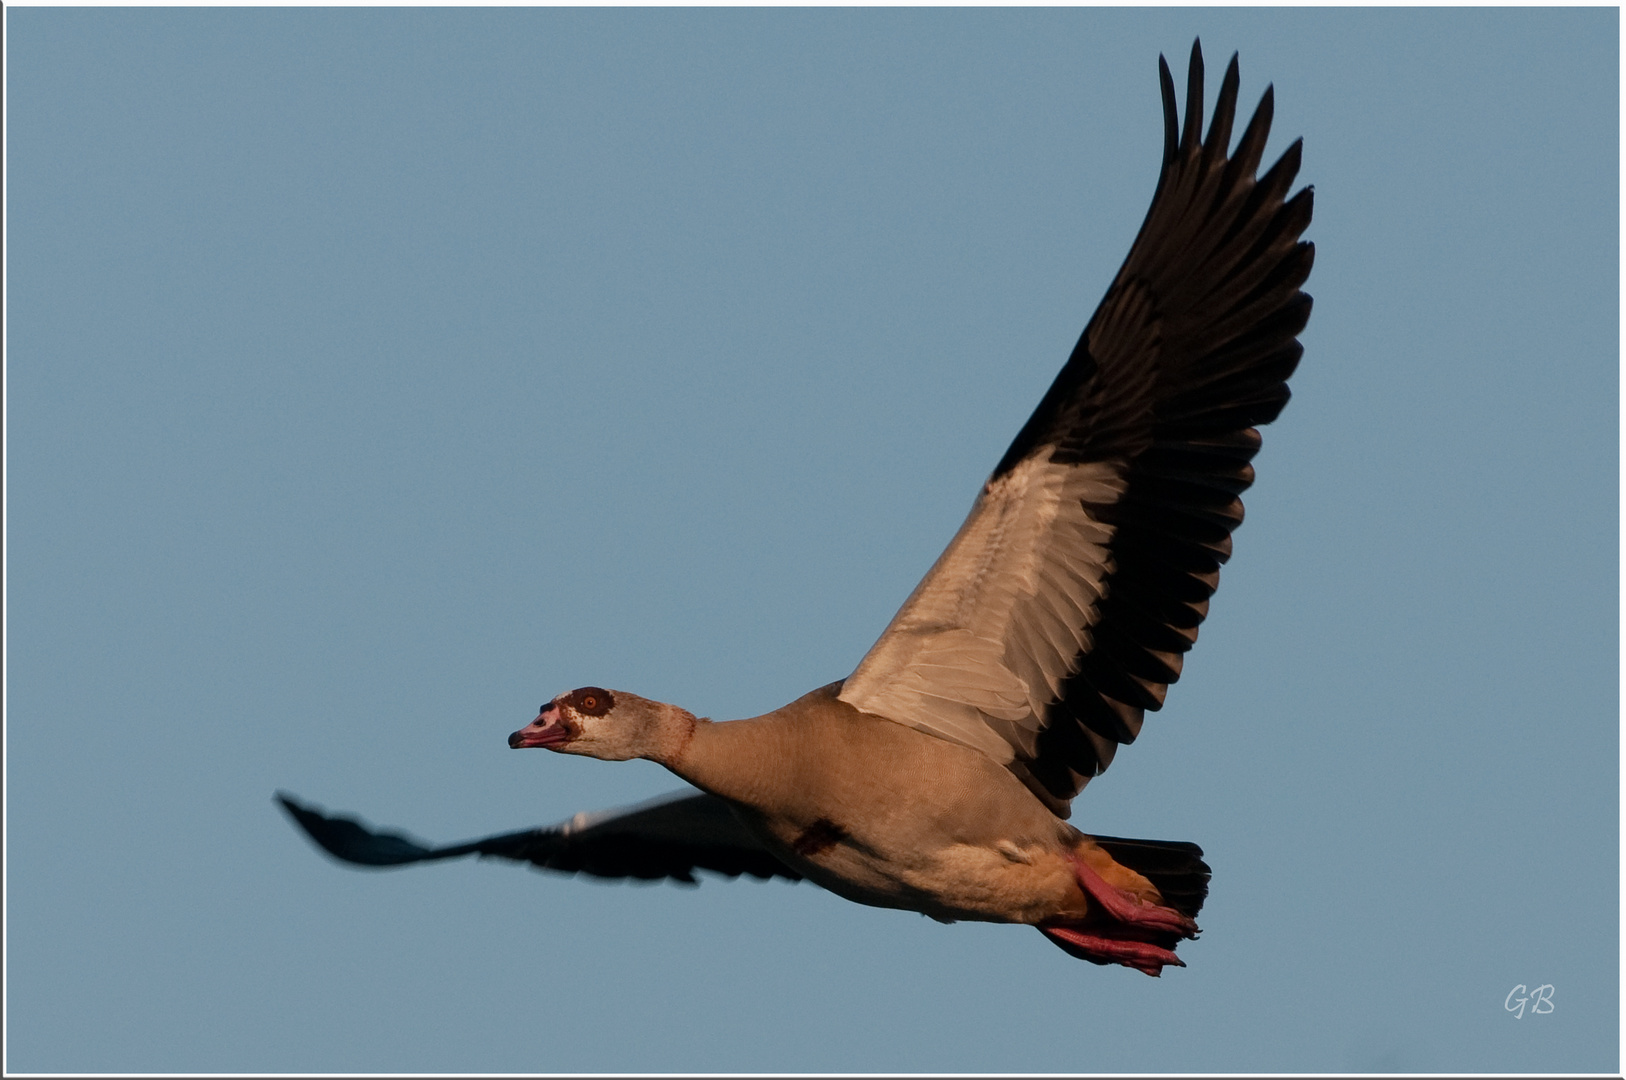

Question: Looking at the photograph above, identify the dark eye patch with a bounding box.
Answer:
[570,687,614,716]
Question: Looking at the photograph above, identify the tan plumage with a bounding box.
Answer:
[281,40,1311,977]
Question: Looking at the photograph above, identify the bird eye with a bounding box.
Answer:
[570,687,614,715]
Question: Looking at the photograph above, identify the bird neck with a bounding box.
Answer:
[658,714,804,810]
[636,700,701,768]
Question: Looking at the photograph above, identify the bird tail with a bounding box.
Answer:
[1036,834,1210,976]
[1086,833,1210,919]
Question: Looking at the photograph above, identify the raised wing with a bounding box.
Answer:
[276,789,801,885]
[839,41,1313,816]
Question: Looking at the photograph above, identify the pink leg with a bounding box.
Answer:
[1041,925,1184,977]
[1066,850,1198,937]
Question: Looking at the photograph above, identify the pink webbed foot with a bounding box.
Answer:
[1040,925,1184,977]
[1039,849,1200,975]
[1067,850,1199,937]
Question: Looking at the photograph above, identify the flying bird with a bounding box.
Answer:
[280,40,1312,977]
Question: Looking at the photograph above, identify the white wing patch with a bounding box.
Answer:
[838,456,1125,764]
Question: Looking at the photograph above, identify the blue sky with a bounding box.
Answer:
[6,7,1618,1074]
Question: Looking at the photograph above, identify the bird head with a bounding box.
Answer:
[508,687,695,763]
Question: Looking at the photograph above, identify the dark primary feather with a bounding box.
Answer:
[997,41,1315,810]
[276,790,801,885]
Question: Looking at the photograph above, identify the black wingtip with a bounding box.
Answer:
[275,790,438,868]
[1226,82,1276,183]
[1181,39,1205,155]
[1157,55,1183,170]
[1204,53,1241,164]
[275,790,315,823]
[1272,136,1305,189]
[1294,185,1317,228]
[1158,55,1179,170]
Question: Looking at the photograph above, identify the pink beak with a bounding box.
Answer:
[508,703,573,749]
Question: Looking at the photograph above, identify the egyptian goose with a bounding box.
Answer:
[281,40,1312,977]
